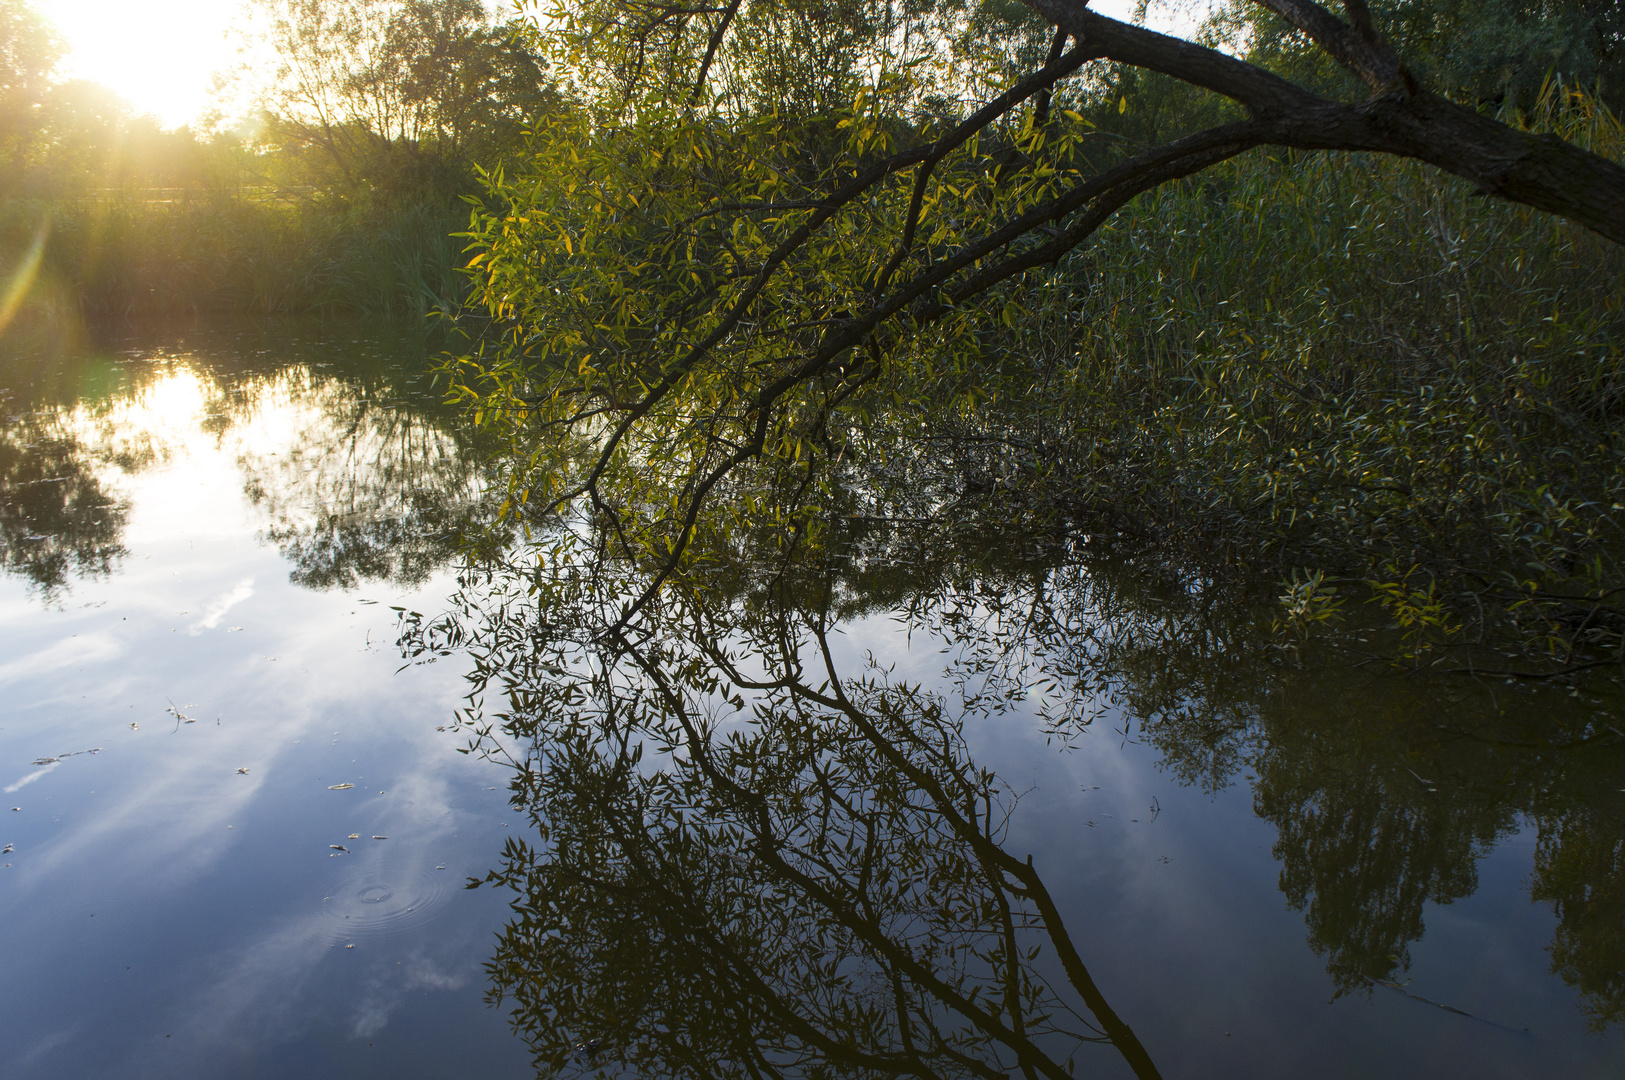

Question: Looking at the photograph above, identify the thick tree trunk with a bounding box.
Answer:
[1023,0,1625,245]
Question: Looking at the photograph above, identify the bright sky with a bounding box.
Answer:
[35,0,245,129]
[31,0,1204,131]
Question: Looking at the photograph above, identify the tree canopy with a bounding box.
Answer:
[446,0,1624,670]
[240,0,556,202]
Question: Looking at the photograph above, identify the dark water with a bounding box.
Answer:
[1,323,1621,1079]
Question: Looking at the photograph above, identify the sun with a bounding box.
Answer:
[33,0,243,129]
[28,0,1201,133]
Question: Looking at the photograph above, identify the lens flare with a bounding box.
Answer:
[0,219,50,336]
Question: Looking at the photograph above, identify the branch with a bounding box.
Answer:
[690,0,742,103]
[1022,0,1625,244]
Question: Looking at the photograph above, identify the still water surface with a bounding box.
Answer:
[0,322,1621,1078]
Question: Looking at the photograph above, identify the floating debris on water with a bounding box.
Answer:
[371,836,387,840]
[235,768,250,775]
[2,844,12,853]
[435,866,445,870]
[347,833,360,839]
[129,723,139,730]
[330,845,349,852]
[30,748,100,766]
[328,783,354,790]
[344,944,355,949]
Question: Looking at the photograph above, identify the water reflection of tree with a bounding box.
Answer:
[0,411,128,597]
[0,329,493,596]
[236,367,487,590]
[1531,777,1625,1031]
[966,544,1625,1017]
[412,544,1164,1080]
[419,498,1625,1049]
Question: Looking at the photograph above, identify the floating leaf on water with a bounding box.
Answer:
[435,866,445,870]
[347,834,359,839]
[329,845,349,852]
[2,844,12,853]
[328,783,354,790]
[235,768,250,775]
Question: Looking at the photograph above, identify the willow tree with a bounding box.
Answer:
[448,0,1625,650]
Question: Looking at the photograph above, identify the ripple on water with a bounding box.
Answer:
[316,864,453,945]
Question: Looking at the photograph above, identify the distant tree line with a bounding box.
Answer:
[0,0,557,320]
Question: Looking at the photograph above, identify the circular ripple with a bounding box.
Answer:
[316,864,453,945]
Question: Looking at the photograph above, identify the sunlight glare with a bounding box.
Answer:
[33,0,243,128]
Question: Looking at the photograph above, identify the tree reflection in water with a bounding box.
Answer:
[942,541,1625,1023]
[0,326,494,598]
[235,364,487,590]
[0,413,128,597]
[413,537,1165,1080]
[416,514,1625,1071]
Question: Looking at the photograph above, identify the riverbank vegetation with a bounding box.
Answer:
[439,0,1625,679]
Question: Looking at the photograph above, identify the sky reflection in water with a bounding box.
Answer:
[0,323,1621,1079]
[0,324,524,1079]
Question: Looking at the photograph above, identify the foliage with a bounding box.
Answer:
[448,0,1211,630]
[1,192,470,318]
[1226,0,1625,110]
[239,0,557,204]
[0,0,62,172]
[443,0,1625,671]
[0,0,556,324]
[1027,98,1625,668]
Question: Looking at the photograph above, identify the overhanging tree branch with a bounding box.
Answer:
[458,0,1625,632]
[1025,0,1625,243]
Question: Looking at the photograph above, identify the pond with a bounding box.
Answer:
[1,321,1621,1079]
